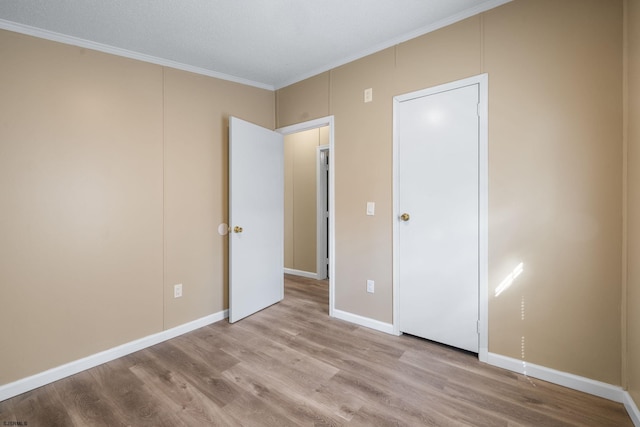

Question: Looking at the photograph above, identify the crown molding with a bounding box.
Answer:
[0,19,274,91]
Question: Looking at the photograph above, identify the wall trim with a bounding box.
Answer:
[623,392,640,426]
[488,353,640,424]
[274,0,512,88]
[0,309,228,402]
[332,309,395,335]
[0,19,273,91]
[486,352,625,403]
[284,268,319,280]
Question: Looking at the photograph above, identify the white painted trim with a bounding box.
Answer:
[274,0,512,88]
[623,392,640,426]
[284,267,319,280]
[392,100,401,336]
[277,116,335,317]
[328,125,336,318]
[0,19,273,91]
[0,310,228,402]
[333,309,395,335]
[278,117,333,135]
[392,74,489,363]
[486,352,626,403]
[478,75,489,363]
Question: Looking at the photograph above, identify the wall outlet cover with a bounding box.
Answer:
[174,283,183,298]
[367,279,375,293]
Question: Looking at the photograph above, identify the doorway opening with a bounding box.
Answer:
[278,116,335,317]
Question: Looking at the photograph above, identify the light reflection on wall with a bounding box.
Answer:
[521,335,527,376]
[494,262,524,297]
[495,262,532,380]
[521,296,534,384]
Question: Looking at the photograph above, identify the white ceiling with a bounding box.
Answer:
[0,0,510,90]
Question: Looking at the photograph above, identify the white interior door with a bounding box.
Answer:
[397,83,480,352]
[317,146,329,280]
[229,116,284,323]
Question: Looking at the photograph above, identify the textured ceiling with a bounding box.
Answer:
[0,0,510,89]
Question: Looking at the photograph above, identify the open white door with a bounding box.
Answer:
[229,117,284,323]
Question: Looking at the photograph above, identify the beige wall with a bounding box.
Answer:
[0,29,274,384]
[163,69,273,328]
[284,127,329,273]
[331,47,397,322]
[277,72,330,128]
[626,0,640,406]
[484,0,622,385]
[277,0,624,385]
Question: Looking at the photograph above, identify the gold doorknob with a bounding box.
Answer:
[234,226,243,233]
[400,213,410,222]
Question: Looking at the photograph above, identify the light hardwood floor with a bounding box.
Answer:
[0,275,633,426]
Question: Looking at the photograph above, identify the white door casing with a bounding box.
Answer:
[393,75,488,358]
[229,116,284,323]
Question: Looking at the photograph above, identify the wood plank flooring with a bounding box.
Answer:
[0,275,633,426]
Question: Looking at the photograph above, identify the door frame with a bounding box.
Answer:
[392,74,488,361]
[277,116,335,317]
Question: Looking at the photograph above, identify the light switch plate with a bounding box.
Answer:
[366,202,375,216]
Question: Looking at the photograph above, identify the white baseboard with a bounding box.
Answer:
[486,352,625,403]
[0,309,228,402]
[624,391,640,426]
[478,347,489,363]
[284,268,320,280]
[332,309,395,335]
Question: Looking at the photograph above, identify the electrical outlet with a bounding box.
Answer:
[367,279,375,293]
[174,283,183,298]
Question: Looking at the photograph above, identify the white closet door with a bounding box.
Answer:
[398,84,480,352]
